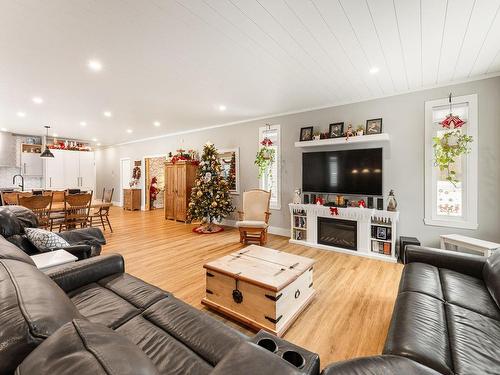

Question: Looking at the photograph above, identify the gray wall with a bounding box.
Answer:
[96,76,500,246]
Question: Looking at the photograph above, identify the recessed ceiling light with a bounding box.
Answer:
[218,105,227,111]
[88,59,103,72]
[153,121,161,127]
[92,138,98,142]
[32,97,43,104]
[103,111,112,118]
[0,128,7,132]
[17,112,26,117]
[369,66,379,74]
[126,129,133,134]
[53,133,58,137]
[80,121,87,126]
[96,143,101,146]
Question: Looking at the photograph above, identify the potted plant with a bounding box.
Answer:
[255,137,276,179]
[433,129,473,186]
[356,125,364,136]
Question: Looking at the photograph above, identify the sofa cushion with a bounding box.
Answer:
[446,304,500,374]
[116,315,213,375]
[25,227,71,252]
[0,259,81,374]
[16,319,159,375]
[6,205,39,229]
[0,235,35,265]
[142,296,248,366]
[0,206,23,237]
[483,250,500,309]
[69,283,140,329]
[440,268,500,321]
[321,355,441,375]
[398,263,443,300]
[98,273,169,309]
[383,291,453,375]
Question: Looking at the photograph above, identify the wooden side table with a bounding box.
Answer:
[123,188,141,211]
[440,234,500,257]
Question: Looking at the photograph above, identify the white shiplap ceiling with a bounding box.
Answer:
[1,0,500,145]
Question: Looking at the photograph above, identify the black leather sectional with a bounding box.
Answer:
[323,246,500,374]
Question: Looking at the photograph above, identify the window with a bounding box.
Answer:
[259,124,281,210]
[424,94,478,229]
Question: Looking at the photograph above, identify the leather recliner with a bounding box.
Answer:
[0,237,318,375]
[322,246,500,375]
[0,205,105,259]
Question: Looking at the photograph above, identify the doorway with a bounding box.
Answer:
[144,155,166,210]
[119,158,131,206]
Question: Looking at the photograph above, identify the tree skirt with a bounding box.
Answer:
[192,223,224,234]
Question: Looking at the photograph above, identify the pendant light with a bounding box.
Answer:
[40,125,54,158]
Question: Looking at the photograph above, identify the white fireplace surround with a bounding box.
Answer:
[289,204,399,262]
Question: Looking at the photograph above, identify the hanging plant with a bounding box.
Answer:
[432,129,473,186]
[255,145,275,179]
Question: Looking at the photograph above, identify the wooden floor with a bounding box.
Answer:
[102,207,403,368]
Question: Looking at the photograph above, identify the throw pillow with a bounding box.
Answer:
[25,228,70,252]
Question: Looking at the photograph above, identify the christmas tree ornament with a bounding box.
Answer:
[440,93,466,129]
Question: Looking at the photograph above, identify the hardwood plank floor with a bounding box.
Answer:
[102,207,403,368]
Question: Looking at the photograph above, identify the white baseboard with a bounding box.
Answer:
[221,219,289,238]
[112,200,122,207]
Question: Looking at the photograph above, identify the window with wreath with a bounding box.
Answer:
[424,94,478,229]
[257,124,281,210]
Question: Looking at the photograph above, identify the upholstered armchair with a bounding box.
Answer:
[236,189,271,245]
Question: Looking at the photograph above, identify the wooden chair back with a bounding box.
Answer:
[63,192,93,228]
[18,194,53,228]
[98,188,114,215]
[1,192,32,205]
[242,189,271,222]
[51,190,65,203]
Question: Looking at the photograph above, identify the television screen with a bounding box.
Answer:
[302,148,382,196]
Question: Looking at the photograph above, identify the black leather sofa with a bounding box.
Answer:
[0,205,105,259]
[0,236,319,375]
[322,245,500,375]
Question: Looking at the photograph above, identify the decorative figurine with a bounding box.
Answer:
[387,190,398,211]
[345,124,354,141]
[293,188,302,204]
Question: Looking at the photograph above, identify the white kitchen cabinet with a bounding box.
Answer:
[44,149,65,189]
[44,150,95,192]
[78,152,95,191]
[21,153,43,176]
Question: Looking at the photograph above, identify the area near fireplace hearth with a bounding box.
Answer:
[289,204,399,263]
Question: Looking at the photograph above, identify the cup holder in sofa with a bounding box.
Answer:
[282,350,305,369]
[257,338,278,353]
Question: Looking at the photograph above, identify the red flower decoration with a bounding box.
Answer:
[358,199,366,208]
[330,207,338,216]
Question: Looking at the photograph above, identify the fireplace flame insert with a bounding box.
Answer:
[317,217,357,251]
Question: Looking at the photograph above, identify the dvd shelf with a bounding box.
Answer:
[371,216,393,256]
[291,208,307,241]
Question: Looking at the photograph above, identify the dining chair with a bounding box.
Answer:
[89,188,114,232]
[1,191,32,205]
[58,192,93,232]
[235,189,271,245]
[17,194,53,229]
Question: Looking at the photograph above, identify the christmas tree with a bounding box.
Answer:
[188,142,234,233]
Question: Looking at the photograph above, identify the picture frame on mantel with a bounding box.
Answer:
[218,147,240,195]
[366,118,383,135]
[299,126,314,141]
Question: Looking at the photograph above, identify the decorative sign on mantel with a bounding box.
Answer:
[289,204,399,263]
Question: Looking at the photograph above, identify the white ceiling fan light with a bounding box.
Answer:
[126,129,133,134]
[103,111,112,117]
[32,97,44,104]
[153,121,161,127]
[80,121,87,126]
[218,105,227,111]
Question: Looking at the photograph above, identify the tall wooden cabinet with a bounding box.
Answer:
[164,161,198,222]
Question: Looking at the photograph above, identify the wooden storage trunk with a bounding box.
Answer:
[202,245,316,337]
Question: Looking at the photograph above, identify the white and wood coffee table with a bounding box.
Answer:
[202,245,316,337]
[30,249,78,272]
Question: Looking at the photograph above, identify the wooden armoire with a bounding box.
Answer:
[164,161,198,222]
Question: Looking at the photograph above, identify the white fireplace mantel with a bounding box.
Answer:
[289,204,399,263]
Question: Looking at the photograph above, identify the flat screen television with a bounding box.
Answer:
[302,148,382,196]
